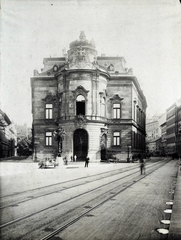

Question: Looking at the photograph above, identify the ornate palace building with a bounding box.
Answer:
[31,32,147,162]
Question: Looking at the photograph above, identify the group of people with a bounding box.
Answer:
[70,155,77,162]
[63,154,90,167]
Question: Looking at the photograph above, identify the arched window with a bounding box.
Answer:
[76,95,85,115]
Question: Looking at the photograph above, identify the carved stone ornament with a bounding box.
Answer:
[110,94,124,102]
[53,65,58,72]
[42,94,57,103]
[72,85,89,99]
[74,114,87,128]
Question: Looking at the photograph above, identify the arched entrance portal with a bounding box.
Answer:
[73,129,88,161]
[100,133,107,160]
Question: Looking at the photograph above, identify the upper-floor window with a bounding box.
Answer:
[113,132,120,145]
[45,104,53,119]
[46,132,52,146]
[76,95,85,115]
[101,97,106,117]
[113,103,121,119]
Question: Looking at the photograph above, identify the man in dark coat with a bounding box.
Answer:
[85,156,89,167]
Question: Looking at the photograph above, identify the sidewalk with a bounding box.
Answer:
[168,162,181,240]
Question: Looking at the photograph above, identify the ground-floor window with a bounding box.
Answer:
[46,132,52,146]
[113,132,120,145]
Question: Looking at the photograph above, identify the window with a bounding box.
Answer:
[101,97,106,117]
[113,103,121,119]
[76,95,85,115]
[46,132,52,146]
[45,104,53,119]
[113,132,120,145]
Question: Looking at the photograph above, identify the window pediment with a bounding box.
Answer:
[72,85,89,98]
[42,94,57,103]
[110,94,124,102]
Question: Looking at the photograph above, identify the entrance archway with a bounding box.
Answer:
[73,129,88,161]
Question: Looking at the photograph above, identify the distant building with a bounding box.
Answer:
[166,99,181,158]
[0,109,17,158]
[176,102,181,157]
[31,32,147,162]
[146,120,161,142]
[16,123,31,141]
[146,113,166,156]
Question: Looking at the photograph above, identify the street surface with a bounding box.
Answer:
[0,158,180,240]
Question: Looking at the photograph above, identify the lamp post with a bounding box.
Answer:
[53,126,66,157]
[127,145,131,163]
[34,143,37,162]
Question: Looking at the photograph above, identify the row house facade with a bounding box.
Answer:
[146,113,166,156]
[166,99,181,158]
[31,32,147,162]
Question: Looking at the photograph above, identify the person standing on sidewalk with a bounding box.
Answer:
[85,156,89,167]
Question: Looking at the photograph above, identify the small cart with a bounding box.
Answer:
[38,158,59,169]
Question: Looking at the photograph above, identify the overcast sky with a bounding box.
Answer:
[1,0,181,127]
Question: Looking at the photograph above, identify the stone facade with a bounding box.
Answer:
[0,109,17,158]
[31,32,147,162]
[166,99,181,158]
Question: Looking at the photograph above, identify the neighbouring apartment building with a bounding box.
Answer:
[146,113,166,156]
[0,109,17,158]
[166,99,181,158]
[31,32,147,162]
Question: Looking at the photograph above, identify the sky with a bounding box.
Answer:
[0,0,181,127]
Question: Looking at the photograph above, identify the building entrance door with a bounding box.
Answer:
[73,129,88,161]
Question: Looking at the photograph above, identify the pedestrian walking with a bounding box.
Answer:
[85,156,89,167]
[139,154,145,175]
[74,155,77,162]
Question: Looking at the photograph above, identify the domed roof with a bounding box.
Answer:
[69,31,96,50]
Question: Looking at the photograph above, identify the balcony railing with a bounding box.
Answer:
[59,115,108,122]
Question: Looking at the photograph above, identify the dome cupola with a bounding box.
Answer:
[68,32,97,69]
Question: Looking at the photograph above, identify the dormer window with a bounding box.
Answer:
[107,64,114,71]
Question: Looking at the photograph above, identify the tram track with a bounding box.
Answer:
[0,159,170,240]
[0,164,137,200]
[39,160,171,240]
[0,163,147,209]
[0,160,163,211]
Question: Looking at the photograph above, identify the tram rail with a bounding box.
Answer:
[0,159,170,240]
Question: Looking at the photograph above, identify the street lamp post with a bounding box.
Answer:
[34,143,37,162]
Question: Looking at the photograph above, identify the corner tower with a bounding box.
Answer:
[54,32,109,160]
